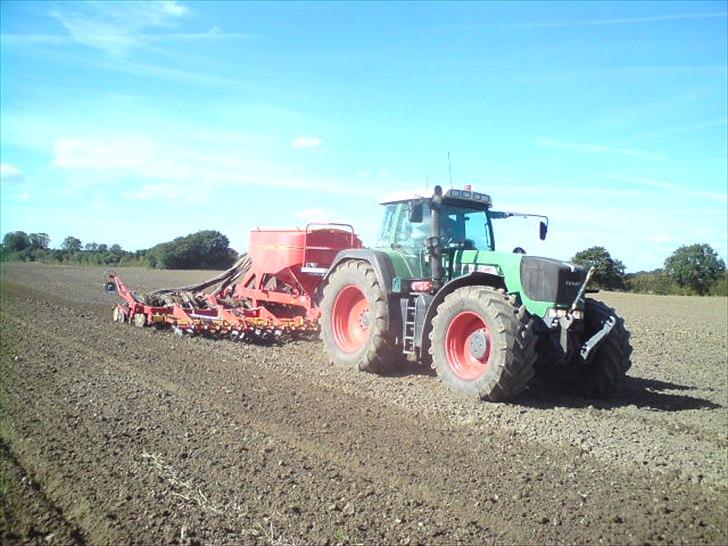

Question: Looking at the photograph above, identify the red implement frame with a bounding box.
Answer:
[107,224,361,341]
[226,224,360,320]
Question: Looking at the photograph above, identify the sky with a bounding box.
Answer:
[1,0,726,272]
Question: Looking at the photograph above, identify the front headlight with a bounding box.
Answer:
[547,308,583,320]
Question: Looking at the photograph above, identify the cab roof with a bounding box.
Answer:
[380,187,492,207]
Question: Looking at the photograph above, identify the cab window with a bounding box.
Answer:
[441,205,491,250]
[375,204,397,247]
[395,202,432,250]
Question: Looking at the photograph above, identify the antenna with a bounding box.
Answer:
[447,152,453,188]
[426,176,429,190]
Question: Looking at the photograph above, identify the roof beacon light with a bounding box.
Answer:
[464,184,472,191]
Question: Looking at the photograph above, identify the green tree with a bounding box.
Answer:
[29,233,50,250]
[571,246,626,290]
[62,236,83,252]
[708,273,728,296]
[664,244,726,295]
[2,231,31,252]
[150,230,237,269]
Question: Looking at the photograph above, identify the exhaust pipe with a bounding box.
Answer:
[429,185,444,287]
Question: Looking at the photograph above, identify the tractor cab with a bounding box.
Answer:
[376,187,495,254]
[375,185,549,287]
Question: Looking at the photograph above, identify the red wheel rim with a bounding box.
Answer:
[332,285,370,353]
[445,311,492,381]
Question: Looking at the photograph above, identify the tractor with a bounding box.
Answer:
[318,185,632,401]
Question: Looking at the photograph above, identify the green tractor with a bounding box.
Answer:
[319,185,632,401]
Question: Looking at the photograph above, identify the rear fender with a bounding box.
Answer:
[321,249,396,295]
[318,249,401,337]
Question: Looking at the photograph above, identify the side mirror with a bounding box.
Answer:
[408,201,423,223]
[539,221,548,241]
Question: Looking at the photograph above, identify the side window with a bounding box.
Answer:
[442,212,465,242]
[463,211,489,249]
[394,204,412,245]
[376,205,397,247]
[395,202,431,249]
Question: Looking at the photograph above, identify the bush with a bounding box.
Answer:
[625,271,675,295]
[148,230,237,269]
[708,274,728,296]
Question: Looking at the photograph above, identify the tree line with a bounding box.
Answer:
[0,230,238,270]
[571,244,727,296]
[1,229,725,296]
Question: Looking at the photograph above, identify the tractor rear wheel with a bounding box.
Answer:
[320,260,400,374]
[429,286,537,401]
[535,299,632,397]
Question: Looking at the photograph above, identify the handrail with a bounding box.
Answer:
[302,223,358,267]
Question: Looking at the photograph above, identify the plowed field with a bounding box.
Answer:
[1,263,726,545]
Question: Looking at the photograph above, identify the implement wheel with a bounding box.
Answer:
[112,306,125,323]
[320,260,400,373]
[133,313,147,328]
[535,299,632,398]
[429,286,537,401]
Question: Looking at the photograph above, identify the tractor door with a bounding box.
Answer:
[392,202,430,278]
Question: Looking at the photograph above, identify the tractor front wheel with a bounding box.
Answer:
[320,260,400,374]
[535,299,632,397]
[429,286,537,401]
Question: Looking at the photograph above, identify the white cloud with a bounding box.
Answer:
[17,191,32,201]
[0,163,24,182]
[50,133,378,196]
[619,119,728,146]
[52,0,189,56]
[607,174,728,202]
[52,136,189,179]
[535,137,665,160]
[292,136,322,150]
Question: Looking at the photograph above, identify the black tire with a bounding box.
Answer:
[320,260,401,374]
[535,298,632,398]
[429,286,537,402]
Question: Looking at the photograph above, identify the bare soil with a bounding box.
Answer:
[1,263,726,545]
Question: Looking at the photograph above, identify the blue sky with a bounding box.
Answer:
[1,0,726,271]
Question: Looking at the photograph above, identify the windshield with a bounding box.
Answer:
[441,205,492,250]
[392,202,494,251]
